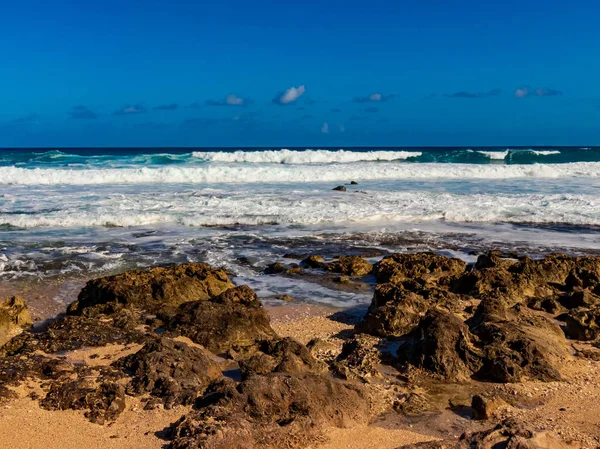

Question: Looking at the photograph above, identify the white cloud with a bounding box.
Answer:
[274,85,306,105]
[225,94,244,105]
[321,122,329,134]
[354,92,395,103]
[514,87,530,98]
[206,94,248,106]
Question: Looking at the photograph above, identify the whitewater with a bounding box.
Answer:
[1,147,600,285]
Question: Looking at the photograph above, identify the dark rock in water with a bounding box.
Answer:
[333,334,382,381]
[350,181,358,185]
[334,275,351,284]
[397,310,483,382]
[68,263,234,316]
[560,305,600,341]
[397,419,573,449]
[325,255,373,276]
[238,337,326,379]
[41,379,126,424]
[165,285,278,354]
[168,373,371,449]
[375,253,466,285]
[264,262,304,275]
[115,338,222,408]
[471,394,506,420]
[332,185,347,191]
[276,294,294,302]
[0,296,32,348]
[302,255,325,268]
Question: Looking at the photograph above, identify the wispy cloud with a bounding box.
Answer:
[514,86,563,98]
[206,94,249,107]
[273,85,306,105]
[69,105,98,119]
[113,104,147,115]
[353,92,395,103]
[321,122,329,133]
[153,103,178,111]
[445,88,502,99]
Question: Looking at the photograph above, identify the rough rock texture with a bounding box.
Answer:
[325,256,373,276]
[40,379,126,424]
[68,262,233,315]
[471,394,506,420]
[165,285,278,354]
[116,338,222,408]
[302,255,325,268]
[168,373,371,449]
[333,334,383,381]
[264,262,304,275]
[358,280,463,337]
[397,419,574,449]
[397,310,483,382]
[238,337,326,379]
[375,253,466,285]
[560,306,600,341]
[0,296,32,348]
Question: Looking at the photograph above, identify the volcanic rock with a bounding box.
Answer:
[0,296,32,348]
[375,253,466,285]
[325,256,373,276]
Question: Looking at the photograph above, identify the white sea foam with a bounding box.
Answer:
[191,149,421,164]
[2,161,600,185]
[2,189,600,228]
[478,150,509,160]
[531,150,561,156]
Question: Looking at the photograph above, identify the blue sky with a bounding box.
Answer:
[1,0,599,147]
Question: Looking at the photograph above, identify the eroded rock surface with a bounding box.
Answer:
[0,296,32,348]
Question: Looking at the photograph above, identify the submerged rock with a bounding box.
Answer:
[165,285,278,354]
[0,296,32,348]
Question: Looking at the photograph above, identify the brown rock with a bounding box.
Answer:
[333,334,383,381]
[560,305,600,341]
[116,338,222,408]
[0,296,32,348]
[375,253,466,285]
[169,373,371,449]
[325,256,373,276]
[332,185,347,191]
[165,285,278,354]
[68,263,234,316]
[302,255,325,268]
[471,394,506,420]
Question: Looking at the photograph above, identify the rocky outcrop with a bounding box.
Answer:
[41,379,126,424]
[68,262,233,315]
[168,373,371,449]
[238,337,326,379]
[325,256,373,276]
[375,253,466,285]
[0,296,32,348]
[397,419,574,449]
[560,306,600,341]
[333,334,383,381]
[116,338,222,408]
[165,285,278,354]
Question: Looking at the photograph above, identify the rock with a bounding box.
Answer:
[333,334,383,381]
[0,296,32,348]
[358,281,461,337]
[397,310,483,381]
[68,263,234,316]
[168,373,371,449]
[471,394,506,420]
[41,379,126,424]
[560,306,600,341]
[325,256,373,276]
[334,275,351,284]
[559,289,600,309]
[306,338,337,355]
[165,285,278,354]
[397,419,574,449]
[238,337,326,379]
[264,262,304,275]
[302,255,325,268]
[375,253,466,285]
[350,181,358,185]
[116,338,222,408]
[332,185,347,191]
[276,294,294,302]
[470,301,569,382]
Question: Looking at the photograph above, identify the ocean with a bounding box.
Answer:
[2,146,600,309]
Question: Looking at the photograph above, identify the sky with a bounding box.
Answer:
[1,0,599,147]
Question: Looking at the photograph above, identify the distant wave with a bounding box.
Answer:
[2,162,600,185]
[191,149,422,164]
